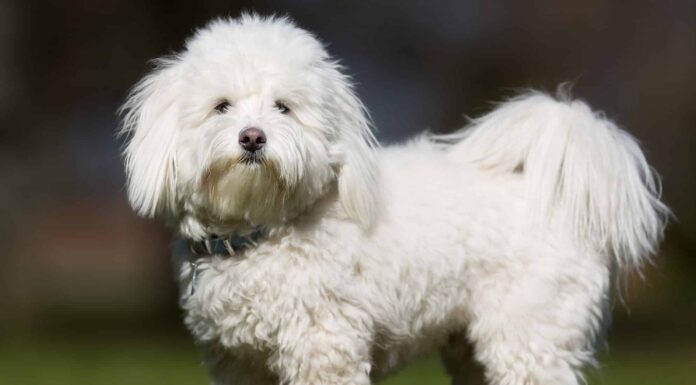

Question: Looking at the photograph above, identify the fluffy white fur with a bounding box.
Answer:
[120,15,669,385]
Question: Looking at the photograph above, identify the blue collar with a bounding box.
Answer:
[185,227,264,296]
[188,227,264,257]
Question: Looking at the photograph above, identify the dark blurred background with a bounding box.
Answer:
[0,1,694,384]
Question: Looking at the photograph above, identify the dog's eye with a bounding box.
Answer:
[274,101,290,114]
[214,100,231,114]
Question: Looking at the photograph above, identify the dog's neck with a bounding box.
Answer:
[176,182,343,242]
[187,226,264,257]
[175,212,263,242]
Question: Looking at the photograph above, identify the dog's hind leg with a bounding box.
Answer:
[464,256,610,385]
[441,332,486,385]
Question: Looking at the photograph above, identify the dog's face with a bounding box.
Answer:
[121,16,378,234]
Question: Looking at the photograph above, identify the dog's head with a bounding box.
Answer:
[120,15,378,234]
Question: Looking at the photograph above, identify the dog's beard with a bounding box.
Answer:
[202,154,291,224]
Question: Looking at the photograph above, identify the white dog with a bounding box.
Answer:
[120,14,668,385]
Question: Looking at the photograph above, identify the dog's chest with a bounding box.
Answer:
[174,235,361,351]
[178,254,287,350]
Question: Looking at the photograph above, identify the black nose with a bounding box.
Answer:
[238,127,266,152]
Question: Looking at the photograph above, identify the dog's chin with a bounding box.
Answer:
[201,154,290,224]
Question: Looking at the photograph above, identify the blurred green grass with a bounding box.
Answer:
[1,338,693,385]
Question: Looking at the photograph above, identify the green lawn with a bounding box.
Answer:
[1,338,693,385]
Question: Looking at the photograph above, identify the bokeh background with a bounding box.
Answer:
[1,1,694,384]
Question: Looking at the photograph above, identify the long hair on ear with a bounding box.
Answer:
[324,65,380,228]
[119,57,182,218]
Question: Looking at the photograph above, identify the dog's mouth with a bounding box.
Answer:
[239,151,265,165]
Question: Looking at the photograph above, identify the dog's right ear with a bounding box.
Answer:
[322,67,380,229]
[119,58,182,218]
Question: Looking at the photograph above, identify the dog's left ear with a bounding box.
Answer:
[325,69,380,228]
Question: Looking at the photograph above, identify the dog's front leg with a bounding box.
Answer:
[203,345,278,385]
[268,304,373,385]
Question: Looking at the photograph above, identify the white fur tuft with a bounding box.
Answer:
[443,92,669,271]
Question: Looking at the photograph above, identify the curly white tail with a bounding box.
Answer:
[444,91,669,272]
